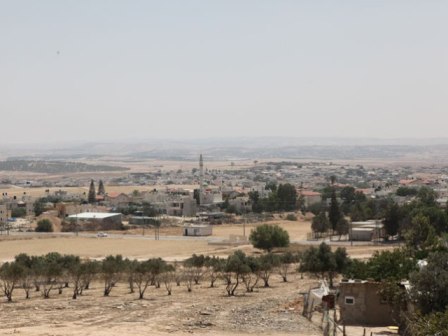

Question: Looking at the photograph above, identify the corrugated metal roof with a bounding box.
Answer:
[67,212,121,219]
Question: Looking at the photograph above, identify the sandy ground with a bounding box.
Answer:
[0,220,395,262]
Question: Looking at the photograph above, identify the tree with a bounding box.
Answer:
[330,175,337,186]
[299,243,348,288]
[328,189,341,232]
[147,258,166,288]
[335,217,349,239]
[33,199,46,216]
[278,252,297,282]
[408,310,448,336]
[80,260,99,290]
[277,183,298,211]
[39,253,63,299]
[349,202,368,221]
[88,179,96,204]
[417,186,438,207]
[340,186,356,204]
[405,214,437,257]
[344,249,417,282]
[101,255,124,296]
[134,260,153,299]
[205,256,224,288]
[410,250,448,314]
[184,254,206,285]
[35,219,53,232]
[97,180,106,195]
[258,253,280,287]
[124,258,139,294]
[142,202,159,217]
[14,253,33,299]
[248,191,263,213]
[311,212,330,234]
[249,224,290,252]
[396,186,418,197]
[265,181,277,192]
[334,247,350,276]
[241,256,261,292]
[66,256,83,299]
[343,259,369,280]
[0,262,24,302]
[411,206,448,234]
[223,251,248,296]
[11,207,26,218]
[160,264,175,295]
[383,202,400,238]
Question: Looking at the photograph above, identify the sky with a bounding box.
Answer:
[1,1,447,144]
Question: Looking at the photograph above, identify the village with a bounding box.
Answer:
[1,154,447,336]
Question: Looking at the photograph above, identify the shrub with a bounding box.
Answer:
[35,219,53,232]
[285,214,297,221]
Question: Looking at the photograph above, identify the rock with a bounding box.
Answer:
[200,311,212,315]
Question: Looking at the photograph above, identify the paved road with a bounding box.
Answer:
[1,231,227,243]
[2,231,399,247]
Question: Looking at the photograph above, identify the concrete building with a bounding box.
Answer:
[0,204,8,226]
[228,196,251,213]
[67,212,122,230]
[338,280,399,326]
[183,224,212,236]
[129,216,159,226]
[299,190,322,208]
[105,193,131,208]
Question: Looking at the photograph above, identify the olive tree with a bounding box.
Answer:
[0,262,24,302]
[101,255,124,296]
[249,224,290,252]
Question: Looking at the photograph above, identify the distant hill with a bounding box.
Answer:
[2,137,448,162]
[0,160,129,174]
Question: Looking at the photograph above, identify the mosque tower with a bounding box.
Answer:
[199,154,204,205]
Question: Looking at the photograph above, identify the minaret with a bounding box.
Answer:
[199,154,204,205]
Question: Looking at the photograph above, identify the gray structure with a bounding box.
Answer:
[338,280,399,326]
[67,212,122,230]
[183,224,212,236]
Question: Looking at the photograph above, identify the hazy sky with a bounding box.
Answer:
[1,1,447,144]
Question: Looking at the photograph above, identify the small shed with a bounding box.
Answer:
[338,280,400,326]
[183,224,212,236]
[350,220,384,241]
[349,228,374,241]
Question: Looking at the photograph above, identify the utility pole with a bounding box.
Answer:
[350,220,353,246]
[75,212,79,237]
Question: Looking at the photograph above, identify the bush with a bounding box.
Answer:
[249,224,290,252]
[35,219,53,232]
[286,214,297,221]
